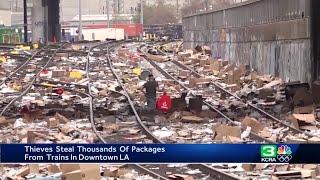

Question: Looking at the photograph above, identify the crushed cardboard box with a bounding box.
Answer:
[241,116,264,133]
[213,124,241,140]
[181,116,204,123]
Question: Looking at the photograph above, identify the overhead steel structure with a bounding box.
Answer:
[32,0,61,44]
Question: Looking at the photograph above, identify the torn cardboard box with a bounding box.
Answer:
[55,113,70,124]
[292,113,316,124]
[213,124,241,140]
[293,88,313,106]
[27,130,49,143]
[241,116,264,133]
[181,116,204,123]
[47,118,59,128]
[60,164,100,180]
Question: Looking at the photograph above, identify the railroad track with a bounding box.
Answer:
[141,43,320,143]
[0,41,111,118]
[0,41,238,179]
[0,43,66,116]
[0,48,44,87]
[89,42,241,180]
[138,44,273,144]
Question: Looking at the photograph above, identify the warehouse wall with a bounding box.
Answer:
[183,0,312,83]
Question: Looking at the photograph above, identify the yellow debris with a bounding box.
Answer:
[22,46,31,51]
[69,71,83,79]
[10,50,19,55]
[33,43,39,49]
[12,84,22,91]
[0,56,6,63]
[213,70,219,76]
[132,68,142,76]
[16,45,30,51]
[40,83,57,87]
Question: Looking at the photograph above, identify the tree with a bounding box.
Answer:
[139,1,178,25]
[181,0,234,16]
[181,0,203,16]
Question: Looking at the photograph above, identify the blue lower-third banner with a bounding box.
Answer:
[0,144,318,163]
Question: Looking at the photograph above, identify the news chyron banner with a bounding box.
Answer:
[0,144,319,163]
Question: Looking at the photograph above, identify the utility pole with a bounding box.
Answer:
[106,0,110,28]
[176,0,179,17]
[23,0,28,43]
[140,0,143,25]
[78,0,82,41]
[204,0,208,10]
[140,0,144,40]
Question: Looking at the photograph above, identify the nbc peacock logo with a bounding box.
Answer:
[261,145,293,163]
[277,145,292,163]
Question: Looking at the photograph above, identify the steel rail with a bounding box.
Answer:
[140,44,274,143]
[106,45,164,144]
[138,45,243,180]
[0,48,43,87]
[0,43,67,116]
[171,58,312,137]
[85,41,172,179]
[86,41,111,144]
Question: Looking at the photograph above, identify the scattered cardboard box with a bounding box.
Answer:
[16,167,30,177]
[48,164,61,174]
[286,136,307,143]
[23,109,42,122]
[103,123,119,133]
[203,46,211,55]
[293,105,314,114]
[242,164,255,171]
[189,77,211,87]
[0,116,8,126]
[47,118,59,128]
[99,89,108,97]
[226,136,242,143]
[259,128,272,138]
[299,169,316,179]
[275,165,289,172]
[29,164,39,174]
[213,124,241,140]
[262,79,282,89]
[293,88,313,106]
[181,116,204,123]
[61,170,83,180]
[60,164,100,180]
[27,130,49,143]
[225,68,242,85]
[177,52,192,61]
[241,116,264,133]
[104,167,126,177]
[52,70,67,78]
[55,113,70,124]
[292,113,315,123]
[308,137,320,143]
[60,124,76,135]
[300,125,318,131]
[287,115,300,129]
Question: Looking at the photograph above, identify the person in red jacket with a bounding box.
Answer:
[156,92,172,113]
